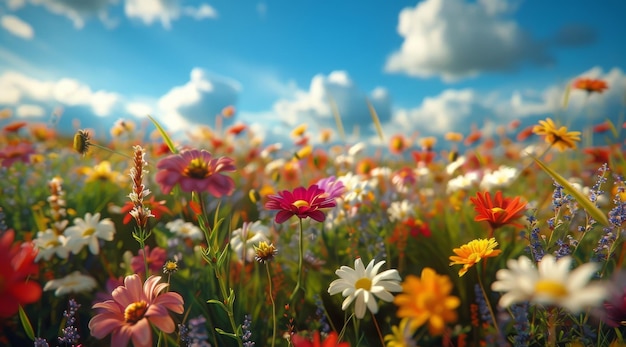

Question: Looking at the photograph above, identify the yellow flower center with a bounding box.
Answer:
[490,207,505,214]
[45,239,61,248]
[354,277,372,291]
[165,261,178,271]
[292,200,310,208]
[83,227,96,236]
[124,301,148,324]
[534,280,568,298]
[184,158,211,178]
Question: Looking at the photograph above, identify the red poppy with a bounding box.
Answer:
[404,217,431,237]
[265,184,336,223]
[573,78,608,94]
[411,150,436,164]
[226,123,247,136]
[593,121,612,134]
[470,191,526,230]
[464,129,482,146]
[516,125,534,142]
[292,331,350,347]
[583,146,613,165]
[0,230,42,318]
[3,121,27,133]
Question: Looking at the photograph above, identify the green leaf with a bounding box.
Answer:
[206,299,229,312]
[18,305,35,341]
[531,155,609,226]
[148,115,178,154]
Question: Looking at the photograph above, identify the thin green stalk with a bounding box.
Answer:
[265,263,277,347]
[290,218,305,301]
[476,268,501,337]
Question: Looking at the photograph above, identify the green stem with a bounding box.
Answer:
[476,269,501,337]
[546,307,557,347]
[290,218,305,301]
[266,263,277,347]
[370,311,386,347]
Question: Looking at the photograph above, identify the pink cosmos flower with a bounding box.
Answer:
[0,141,35,168]
[265,184,336,223]
[131,246,168,275]
[89,274,184,347]
[155,149,236,196]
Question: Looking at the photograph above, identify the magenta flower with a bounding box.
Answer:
[265,184,336,223]
[0,142,35,168]
[315,176,346,201]
[131,246,167,275]
[89,274,184,347]
[155,149,236,196]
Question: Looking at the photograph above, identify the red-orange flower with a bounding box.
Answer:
[292,331,350,347]
[3,121,27,133]
[470,191,526,230]
[573,78,608,94]
[0,230,42,318]
[593,121,612,134]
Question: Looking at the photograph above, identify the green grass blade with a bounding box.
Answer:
[148,115,178,154]
[327,95,346,142]
[531,155,609,226]
[366,97,385,141]
[18,305,35,341]
[562,83,571,110]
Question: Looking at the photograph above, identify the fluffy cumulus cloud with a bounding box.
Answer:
[0,71,120,117]
[156,68,240,132]
[385,0,550,81]
[271,71,391,140]
[1,15,34,39]
[125,0,217,28]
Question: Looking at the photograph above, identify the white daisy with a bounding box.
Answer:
[166,218,204,241]
[491,255,607,313]
[387,200,415,222]
[64,212,115,255]
[230,221,271,262]
[33,228,70,261]
[446,172,479,194]
[328,258,402,319]
[43,271,98,296]
[479,166,518,190]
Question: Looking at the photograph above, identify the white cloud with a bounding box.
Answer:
[183,4,217,20]
[272,71,392,139]
[24,0,117,29]
[157,68,240,131]
[126,102,153,118]
[1,15,34,39]
[385,0,549,81]
[16,104,45,117]
[0,71,120,116]
[125,0,217,29]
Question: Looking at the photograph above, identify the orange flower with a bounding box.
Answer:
[464,129,482,146]
[532,117,581,152]
[445,132,463,142]
[291,331,350,347]
[449,238,501,277]
[419,136,437,151]
[221,105,236,118]
[516,125,534,142]
[411,150,436,165]
[319,129,332,143]
[356,158,376,176]
[573,77,608,94]
[394,268,460,336]
[470,191,526,230]
[389,134,409,154]
[291,124,308,138]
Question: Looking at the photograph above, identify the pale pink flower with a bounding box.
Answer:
[155,149,236,196]
[131,246,167,275]
[89,274,184,347]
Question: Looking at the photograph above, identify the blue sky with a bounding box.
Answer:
[1,0,625,147]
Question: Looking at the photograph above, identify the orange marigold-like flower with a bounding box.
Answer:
[449,238,502,277]
[389,134,409,154]
[573,77,608,94]
[470,191,526,230]
[394,268,460,336]
[532,117,581,152]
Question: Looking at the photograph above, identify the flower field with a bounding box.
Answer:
[0,79,625,347]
